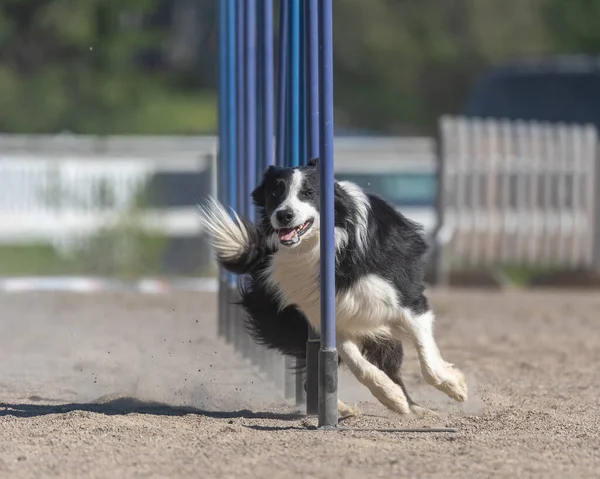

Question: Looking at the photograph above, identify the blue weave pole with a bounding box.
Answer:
[317,0,338,429]
[261,0,275,170]
[304,0,320,416]
[275,2,289,391]
[257,0,275,173]
[275,1,288,168]
[236,1,246,217]
[245,0,257,223]
[239,0,258,359]
[217,0,228,339]
[282,0,303,402]
[295,0,308,408]
[255,0,275,375]
[225,0,238,345]
[287,0,301,169]
[299,1,307,168]
[292,0,307,406]
[232,0,246,351]
[226,0,237,223]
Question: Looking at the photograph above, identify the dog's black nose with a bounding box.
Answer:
[276,209,294,226]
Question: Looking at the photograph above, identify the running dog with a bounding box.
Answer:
[199,159,467,418]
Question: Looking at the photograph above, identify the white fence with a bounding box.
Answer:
[0,135,217,249]
[437,116,600,276]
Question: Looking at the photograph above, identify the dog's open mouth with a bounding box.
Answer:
[277,219,314,246]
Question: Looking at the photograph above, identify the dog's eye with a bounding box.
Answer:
[302,189,313,197]
[271,181,285,197]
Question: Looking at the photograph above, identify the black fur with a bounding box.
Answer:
[235,260,416,405]
[236,275,308,359]
[333,186,430,315]
[213,160,430,407]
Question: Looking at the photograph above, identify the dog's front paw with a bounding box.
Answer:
[338,400,361,419]
[436,364,468,402]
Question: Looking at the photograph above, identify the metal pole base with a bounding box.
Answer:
[226,284,238,344]
[295,358,306,407]
[318,348,338,429]
[305,338,320,415]
[284,356,296,400]
[217,278,226,338]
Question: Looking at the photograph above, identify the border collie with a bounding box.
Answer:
[199,159,467,418]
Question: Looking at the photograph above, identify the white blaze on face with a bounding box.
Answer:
[271,169,320,246]
[271,170,317,229]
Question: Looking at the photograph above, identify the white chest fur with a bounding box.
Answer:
[265,241,400,339]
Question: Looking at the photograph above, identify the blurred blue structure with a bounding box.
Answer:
[217,0,338,427]
[464,55,600,129]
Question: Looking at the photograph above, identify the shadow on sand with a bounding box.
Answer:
[0,396,304,421]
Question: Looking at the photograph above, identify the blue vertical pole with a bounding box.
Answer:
[236,0,246,215]
[306,0,319,160]
[275,1,288,168]
[227,0,237,226]
[218,0,228,207]
[217,0,228,339]
[288,0,301,168]
[232,0,245,350]
[226,0,238,347]
[262,0,275,170]
[299,0,307,167]
[257,0,265,178]
[256,0,272,374]
[282,0,303,402]
[318,0,338,429]
[294,0,308,407]
[241,0,258,359]
[257,0,274,173]
[246,0,257,221]
[304,0,320,416]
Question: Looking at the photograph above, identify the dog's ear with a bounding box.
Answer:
[251,182,266,207]
[252,165,279,207]
[307,158,319,168]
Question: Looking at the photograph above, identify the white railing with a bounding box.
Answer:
[0,135,216,248]
[438,116,599,272]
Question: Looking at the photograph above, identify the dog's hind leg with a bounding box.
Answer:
[362,337,436,417]
[394,306,467,403]
[337,338,412,416]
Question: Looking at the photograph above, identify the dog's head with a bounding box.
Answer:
[252,158,320,248]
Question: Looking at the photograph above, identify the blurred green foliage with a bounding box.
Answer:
[0,0,598,135]
[0,0,216,134]
[541,0,600,53]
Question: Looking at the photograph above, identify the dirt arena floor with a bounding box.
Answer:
[0,289,598,478]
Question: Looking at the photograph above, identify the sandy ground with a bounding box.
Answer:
[0,289,599,478]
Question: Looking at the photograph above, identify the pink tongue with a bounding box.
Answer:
[278,228,296,241]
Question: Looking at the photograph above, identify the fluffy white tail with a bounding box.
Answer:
[197,197,249,262]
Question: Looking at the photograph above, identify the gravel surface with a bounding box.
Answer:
[0,289,598,478]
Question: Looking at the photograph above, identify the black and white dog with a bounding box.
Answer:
[199,159,467,417]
